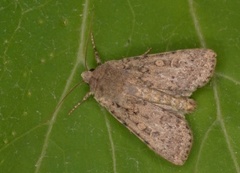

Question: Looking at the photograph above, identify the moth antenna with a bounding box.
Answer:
[91,33,102,65]
[55,81,83,111]
[84,13,94,70]
[68,92,93,115]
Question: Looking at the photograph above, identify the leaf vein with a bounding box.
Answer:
[34,0,90,172]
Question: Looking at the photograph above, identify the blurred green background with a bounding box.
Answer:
[1,0,240,172]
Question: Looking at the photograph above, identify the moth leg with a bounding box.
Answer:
[90,33,102,65]
[68,92,93,115]
[142,48,152,57]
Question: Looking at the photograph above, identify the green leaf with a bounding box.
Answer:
[1,0,240,172]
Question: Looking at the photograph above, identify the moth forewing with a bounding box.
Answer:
[80,41,216,165]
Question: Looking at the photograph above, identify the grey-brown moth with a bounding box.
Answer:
[72,35,217,165]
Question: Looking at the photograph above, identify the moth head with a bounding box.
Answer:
[81,70,93,84]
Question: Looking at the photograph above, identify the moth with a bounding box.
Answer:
[71,34,217,165]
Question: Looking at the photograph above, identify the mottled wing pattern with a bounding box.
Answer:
[97,96,192,165]
[81,48,216,165]
[118,49,216,96]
